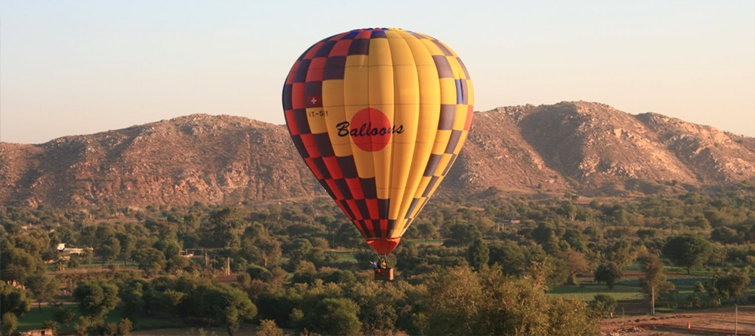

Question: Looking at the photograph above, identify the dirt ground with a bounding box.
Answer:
[602,305,755,336]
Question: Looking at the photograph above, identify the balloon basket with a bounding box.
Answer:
[374,268,394,281]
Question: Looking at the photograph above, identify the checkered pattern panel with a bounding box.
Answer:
[282,28,473,240]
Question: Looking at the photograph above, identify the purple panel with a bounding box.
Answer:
[356,199,370,220]
[337,156,358,178]
[432,55,453,78]
[422,176,440,197]
[315,40,337,58]
[319,179,336,199]
[312,133,335,157]
[438,105,456,130]
[335,179,352,200]
[457,57,471,79]
[291,135,308,159]
[371,30,387,38]
[348,38,370,55]
[442,154,458,176]
[404,199,420,219]
[460,79,469,105]
[445,130,462,154]
[305,81,322,98]
[371,219,382,237]
[360,177,377,199]
[343,30,359,39]
[312,157,331,179]
[340,199,356,219]
[323,56,347,80]
[282,84,293,110]
[386,219,397,236]
[432,40,454,56]
[294,59,311,83]
[293,109,310,134]
[423,154,442,177]
[455,80,463,104]
[377,199,390,219]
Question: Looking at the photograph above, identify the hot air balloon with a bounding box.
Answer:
[282,28,473,261]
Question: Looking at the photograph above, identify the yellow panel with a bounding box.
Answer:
[433,153,454,177]
[393,31,443,231]
[322,79,351,157]
[452,104,468,130]
[420,39,444,56]
[447,56,464,79]
[344,65,369,108]
[413,176,432,198]
[431,130,453,154]
[467,80,475,106]
[345,54,368,67]
[369,39,394,200]
[386,34,419,221]
[439,78,457,105]
[386,31,414,66]
[306,107,328,134]
[344,54,374,178]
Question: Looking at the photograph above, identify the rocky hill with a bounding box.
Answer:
[1,102,753,208]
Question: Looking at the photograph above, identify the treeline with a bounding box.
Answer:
[2,180,755,334]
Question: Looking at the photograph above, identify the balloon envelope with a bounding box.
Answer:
[282,28,473,255]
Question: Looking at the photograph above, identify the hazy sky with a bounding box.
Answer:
[1,1,753,144]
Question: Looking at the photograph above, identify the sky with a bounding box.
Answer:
[1,0,753,144]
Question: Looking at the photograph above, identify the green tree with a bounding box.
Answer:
[0,246,45,283]
[443,223,482,247]
[52,303,77,329]
[662,234,713,274]
[638,254,674,303]
[73,279,119,318]
[561,249,590,285]
[310,298,362,336]
[714,272,751,301]
[1,312,18,336]
[466,238,489,271]
[26,274,60,312]
[131,247,166,277]
[256,319,285,336]
[591,294,617,317]
[594,262,623,289]
[99,236,121,264]
[0,281,31,318]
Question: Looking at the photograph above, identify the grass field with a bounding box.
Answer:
[17,305,186,333]
[549,284,644,301]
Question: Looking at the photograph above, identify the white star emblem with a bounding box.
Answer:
[311,97,318,105]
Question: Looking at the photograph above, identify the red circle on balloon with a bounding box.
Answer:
[350,108,392,152]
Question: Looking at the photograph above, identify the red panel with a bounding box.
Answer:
[299,134,321,158]
[355,30,371,39]
[330,39,353,56]
[303,41,324,59]
[346,199,362,220]
[329,32,347,41]
[306,58,327,82]
[363,220,376,238]
[285,61,301,85]
[323,156,344,179]
[292,83,306,110]
[325,179,344,200]
[337,202,353,220]
[284,110,298,135]
[345,178,364,199]
[366,198,379,219]
[304,158,323,180]
[464,105,474,131]
[366,237,401,255]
